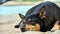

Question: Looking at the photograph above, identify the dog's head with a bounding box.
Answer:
[15,7,46,32]
[19,8,45,31]
[18,14,43,32]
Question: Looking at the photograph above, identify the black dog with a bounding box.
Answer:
[15,1,60,32]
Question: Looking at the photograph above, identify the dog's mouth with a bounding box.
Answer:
[25,24,40,31]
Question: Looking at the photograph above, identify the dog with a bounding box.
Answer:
[15,1,60,32]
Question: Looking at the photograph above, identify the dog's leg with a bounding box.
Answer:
[58,21,60,30]
[54,21,60,30]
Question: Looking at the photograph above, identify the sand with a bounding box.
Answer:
[0,14,60,34]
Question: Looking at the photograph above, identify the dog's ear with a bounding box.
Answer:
[39,7,46,19]
[19,14,25,19]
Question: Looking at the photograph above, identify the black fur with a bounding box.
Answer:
[15,1,60,32]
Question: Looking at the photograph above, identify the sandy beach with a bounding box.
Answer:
[0,14,60,34]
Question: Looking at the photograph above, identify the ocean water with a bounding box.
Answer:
[0,6,33,15]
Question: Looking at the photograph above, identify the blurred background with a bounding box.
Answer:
[0,0,60,34]
[0,0,60,15]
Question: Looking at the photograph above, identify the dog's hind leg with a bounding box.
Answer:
[54,21,60,30]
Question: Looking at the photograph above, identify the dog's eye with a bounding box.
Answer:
[28,19,32,21]
[22,20,26,24]
[23,20,25,22]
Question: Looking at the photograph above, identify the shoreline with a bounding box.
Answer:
[1,1,60,6]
